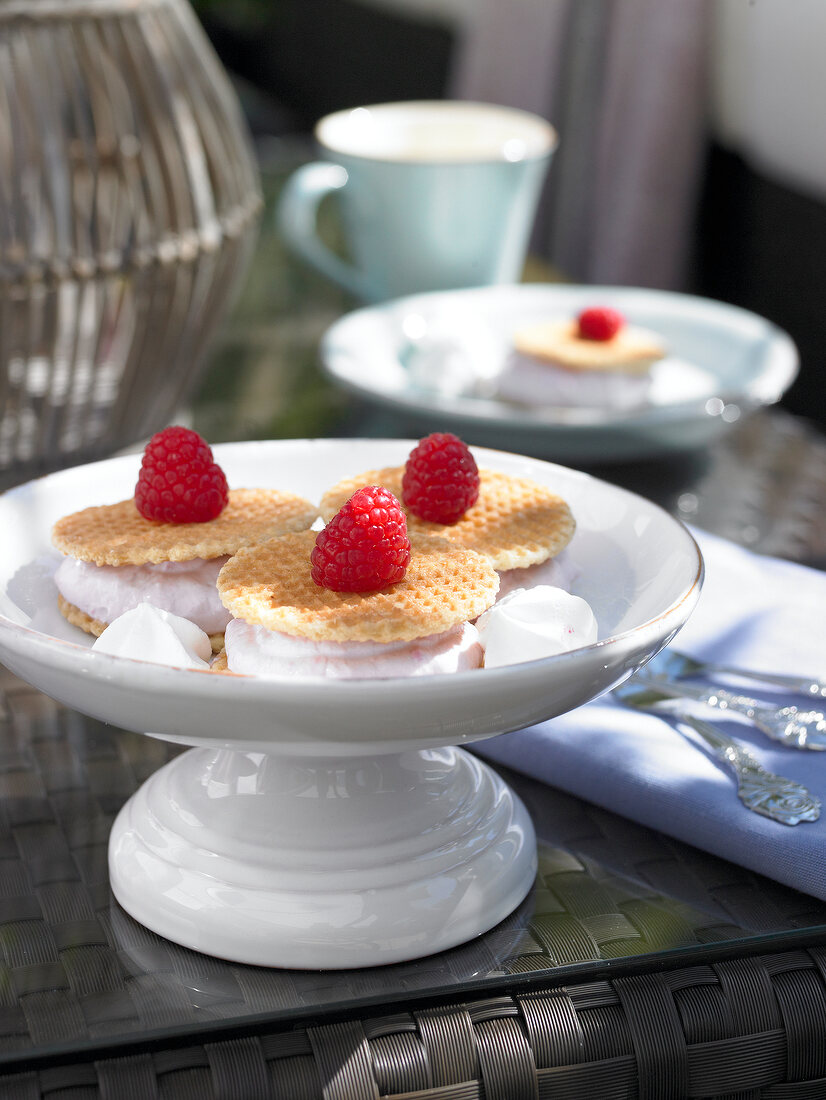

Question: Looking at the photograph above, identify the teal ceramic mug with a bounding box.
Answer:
[277,101,557,303]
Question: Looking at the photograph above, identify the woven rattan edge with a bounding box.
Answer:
[5,927,826,1079]
[5,944,826,1098]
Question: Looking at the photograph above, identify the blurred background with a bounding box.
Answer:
[191,0,825,431]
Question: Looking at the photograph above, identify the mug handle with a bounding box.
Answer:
[276,162,377,301]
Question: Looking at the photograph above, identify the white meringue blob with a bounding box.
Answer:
[92,603,212,670]
[476,585,598,668]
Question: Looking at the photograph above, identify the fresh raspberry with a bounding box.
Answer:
[311,486,410,592]
[134,426,229,523]
[577,306,624,341]
[401,432,479,524]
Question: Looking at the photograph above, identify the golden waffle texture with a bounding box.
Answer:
[57,595,106,638]
[210,649,232,673]
[52,489,319,566]
[319,468,575,572]
[513,319,665,374]
[218,532,499,643]
[57,595,226,653]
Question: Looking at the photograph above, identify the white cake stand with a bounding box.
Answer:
[0,440,702,968]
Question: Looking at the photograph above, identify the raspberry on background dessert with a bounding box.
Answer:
[216,487,499,679]
[576,306,625,341]
[496,305,666,409]
[51,427,319,651]
[319,434,577,601]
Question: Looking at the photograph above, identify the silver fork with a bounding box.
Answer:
[634,654,826,750]
[648,649,826,700]
[613,681,821,825]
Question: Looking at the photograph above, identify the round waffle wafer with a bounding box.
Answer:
[52,489,319,566]
[319,468,574,572]
[218,532,499,643]
[57,594,226,653]
[513,319,664,374]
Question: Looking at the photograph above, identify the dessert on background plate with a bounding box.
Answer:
[51,427,318,651]
[496,305,666,409]
[319,432,578,599]
[216,486,500,679]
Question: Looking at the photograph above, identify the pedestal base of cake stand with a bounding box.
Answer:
[108,743,537,969]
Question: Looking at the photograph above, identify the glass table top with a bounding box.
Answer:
[2,138,826,1068]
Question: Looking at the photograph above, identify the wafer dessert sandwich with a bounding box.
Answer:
[496,305,666,409]
[319,433,577,601]
[214,485,500,679]
[51,427,318,652]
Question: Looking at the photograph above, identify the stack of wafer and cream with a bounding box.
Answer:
[50,429,597,677]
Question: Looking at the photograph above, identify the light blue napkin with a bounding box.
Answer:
[476,528,826,900]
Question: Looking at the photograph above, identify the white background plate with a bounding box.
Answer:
[321,284,798,462]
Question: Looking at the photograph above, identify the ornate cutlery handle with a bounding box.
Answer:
[638,676,826,750]
[613,681,821,825]
[678,714,821,826]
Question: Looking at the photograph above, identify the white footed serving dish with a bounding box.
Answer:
[0,440,703,968]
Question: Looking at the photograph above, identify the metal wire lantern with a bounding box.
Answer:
[0,0,262,478]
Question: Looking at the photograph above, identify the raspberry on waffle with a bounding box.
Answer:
[576,306,624,342]
[311,485,410,593]
[401,433,479,524]
[135,425,228,523]
[319,467,575,573]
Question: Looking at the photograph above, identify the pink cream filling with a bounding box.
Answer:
[54,556,231,635]
[496,351,653,409]
[224,619,483,679]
